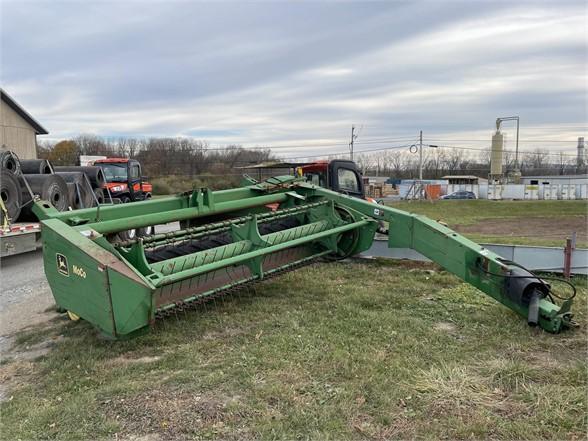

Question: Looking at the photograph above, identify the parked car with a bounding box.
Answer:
[441,191,477,200]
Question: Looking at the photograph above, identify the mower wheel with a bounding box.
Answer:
[67,311,81,321]
[117,195,138,240]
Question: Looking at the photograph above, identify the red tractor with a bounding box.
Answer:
[92,158,153,239]
[92,158,153,203]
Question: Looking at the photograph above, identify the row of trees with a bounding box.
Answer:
[37,134,585,181]
[37,135,273,178]
[353,147,585,179]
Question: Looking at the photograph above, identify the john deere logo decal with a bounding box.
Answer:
[56,253,69,277]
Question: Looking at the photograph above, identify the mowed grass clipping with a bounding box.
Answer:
[1,260,586,440]
[387,200,588,247]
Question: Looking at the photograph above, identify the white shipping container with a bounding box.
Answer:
[395,182,587,201]
[561,184,577,200]
[542,184,559,200]
[488,184,503,200]
[478,184,488,199]
[502,184,525,200]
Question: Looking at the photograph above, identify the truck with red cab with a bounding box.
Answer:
[92,158,153,203]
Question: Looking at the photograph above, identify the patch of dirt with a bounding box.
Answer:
[104,387,250,440]
[108,355,162,367]
[0,299,58,337]
[504,349,579,369]
[350,412,415,440]
[0,358,37,403]
[433,322,457,333]
[454,216,587,242]
[10,335,64,362]
[0,329,65,402]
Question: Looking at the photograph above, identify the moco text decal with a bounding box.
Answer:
[73,265,87,279]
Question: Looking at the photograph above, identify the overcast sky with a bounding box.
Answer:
[1,0,586,158]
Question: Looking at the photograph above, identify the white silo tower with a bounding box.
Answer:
[578,137,586,167]
[490,130,504,180]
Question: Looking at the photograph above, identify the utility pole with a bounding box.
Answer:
[349,125,356,161]
[418,130,423,180]
[516,120,520,170]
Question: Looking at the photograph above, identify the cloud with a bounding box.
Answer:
[1,0,585,158]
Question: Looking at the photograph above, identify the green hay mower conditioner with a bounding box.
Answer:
[33,176,574,339]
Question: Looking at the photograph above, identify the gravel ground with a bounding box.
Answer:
[0,250,55,338]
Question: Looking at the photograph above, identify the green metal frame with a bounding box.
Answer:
[297,183,571,332]
[33,176,573,339]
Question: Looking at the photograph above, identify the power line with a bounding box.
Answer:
[202,136,411,150]
[280,143,414,160]
[424,138,581,143]
[179,136,415,152]
[355,137,422,144]
[278,141,578,160]
[518,125,588,130]
[219,136,581,152]
[424,143,578,158]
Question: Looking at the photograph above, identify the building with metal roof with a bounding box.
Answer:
[520,175,588,186]
[1,88,48,159]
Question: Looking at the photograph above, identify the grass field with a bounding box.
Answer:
[1,260,586,440]
[387,200,588,247]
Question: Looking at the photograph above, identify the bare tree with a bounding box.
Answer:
[444,148,463,172]
[75,134,112,156]
[523,148,549,170]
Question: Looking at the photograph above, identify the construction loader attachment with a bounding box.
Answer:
[33,176,573,339]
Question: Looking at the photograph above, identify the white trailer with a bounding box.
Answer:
[0,220,42,257]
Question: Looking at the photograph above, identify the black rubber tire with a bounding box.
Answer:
[138,225,153,237]
[20,159,52,174]
[94,187,105,204]
[18,174,69,221]
[53,166,106,188]
[0,169,22,223]
[66,182,79,208]
[138,194,152,236]
[117,196,138,241]
[118,229,138,241]
[57,172,94,208]
[0,150,21,175]
[323,206,360,261]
